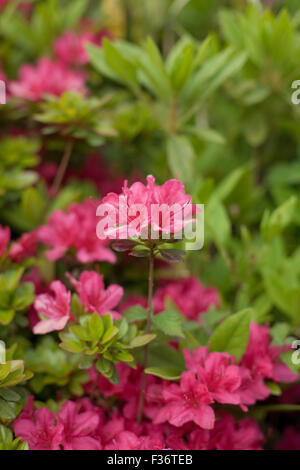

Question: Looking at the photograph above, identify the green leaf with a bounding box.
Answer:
[206,200,231,248]
[128,334,156,349]
[13,283,35,310]
[101,326,119,344]
[0,309,15,325]
[123,305,148,323]
[59,333,85,353]
[78,356,94,370]
[96,357,113,376]
[70,325,91,342]
[0,398,15,420]
[209,309,252,361]
[167,135,195,188]
[261,197,297,242]
[88,313,104,341]
[185,125,225,145]
[103,39,138,90]
[266,381,282,396]
[21,187,45,227]
[152,310,184,337]
[182,47,235,102]
[145,366,181,380]
[0,387,20,402]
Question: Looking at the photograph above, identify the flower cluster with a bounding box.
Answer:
[38,199,115,264]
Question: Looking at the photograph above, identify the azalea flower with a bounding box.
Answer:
[0,224,10,258]
[59,401,101,450]
[9,230,37,262]
[38,199,116,264]
[33,280,72,334]
[189,413,263,450]
[238,323,297,405]
[13,406,64,450]
[183,347,241,405]
[67,270,123,318]
[98,175,198,240]
[9,58,86,101]
[54,30,110,65]
[153,371,215,429]
[154,277,219,321]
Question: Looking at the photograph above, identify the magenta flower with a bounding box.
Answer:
[98,175,198,240]
[184,347,241,405]
[33,280,72,334]
[38,210,78,261]
[153,371,214,429]
[9,58,86,101]
[190,413,263,450]
[154,277,219,321]
[59,401,101,450]
[38,199,116,264]
[9,230,37,262]
[13,406,64,450]
[67,270,123,318]
[0,224,10,258]
[238,323,297,405]
[54,30,110,66]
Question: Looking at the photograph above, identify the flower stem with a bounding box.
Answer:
[137,245,154,423]
[50,139,73,197]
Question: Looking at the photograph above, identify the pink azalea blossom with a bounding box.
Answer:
[67,270,123,318]
[38,199,116,264]
[9,230,37,262]
[238,323,297,405]
[154,277,219,321]
[190,413,263,450]
[0,224,10,258]
[14,399,102,450]
[54,30,110,65]
[33,280,72,334]
[183,347,241,405]
[9,58,86,101]
[13,405,64,450]
[59,401,101,450]
[0,0,9,9]
[98,175,198,240]
[153,371,215,429]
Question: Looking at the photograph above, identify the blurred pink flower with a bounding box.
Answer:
[0,224,10,258]
[154,277,219,321]
[190,413,263,450]
[59,401,101,450]
[9,58,86,101]
[33,280,72,334]
[13,406,64,450]
[67,270,123,318]
[238,323,297,405]
[9,230,37,262]
[54,30,110,65]
[38,199,116,264]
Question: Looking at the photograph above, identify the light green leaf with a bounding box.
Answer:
[209,308,252,361]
